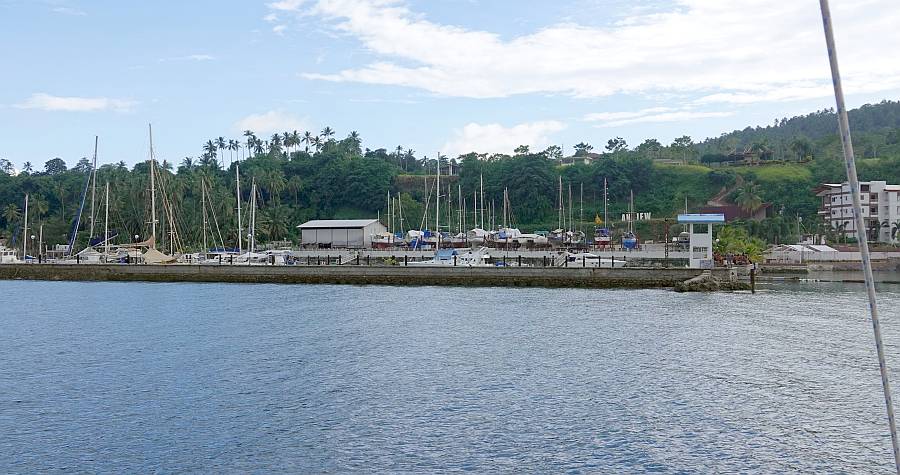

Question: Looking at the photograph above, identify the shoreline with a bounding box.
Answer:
[0,263,738,290]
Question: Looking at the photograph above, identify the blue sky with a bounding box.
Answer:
[2,0,900,169]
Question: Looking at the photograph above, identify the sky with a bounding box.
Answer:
[2,0,900,169]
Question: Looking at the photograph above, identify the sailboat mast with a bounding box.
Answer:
[397,192,404,235]
[104,182,110,257]
[604,178,608,227]
[568,183,573,234]
[479,173,484,229]
[580,182,583,236]
[22,193,28,258]
[235,163,242,254]
[558,176,563,230]
[88,136,98,243]
[149,125,157,247]
[202,181,208,253]
[458,184,462,234]
[249,179,257,254]
[436,162,440,245]
[630,189,635,233]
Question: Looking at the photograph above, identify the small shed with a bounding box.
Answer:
[677,214,725,269]
[297,219,386,248]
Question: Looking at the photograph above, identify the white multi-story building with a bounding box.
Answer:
[816,181,900,243]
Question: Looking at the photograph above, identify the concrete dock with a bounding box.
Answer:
[0,263,733,289]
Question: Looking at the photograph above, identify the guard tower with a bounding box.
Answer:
[677,214,725,269]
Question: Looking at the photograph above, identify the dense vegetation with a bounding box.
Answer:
[2,100,900,252]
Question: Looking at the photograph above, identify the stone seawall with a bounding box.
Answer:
[0,264,727,289]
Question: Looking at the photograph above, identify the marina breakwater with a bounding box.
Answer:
[0,264,741,290]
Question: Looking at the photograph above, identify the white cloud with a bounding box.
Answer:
[234,110,311,135]
[52,6,86,16]
[583,107,733,127]
[268,0,306,11]
[14,93,136,112]
[273,24,287,35]
[159,54,216,62]
[441,121,566,156]
[285,0,900,105]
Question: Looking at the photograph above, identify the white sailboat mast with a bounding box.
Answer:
[22,193,28,258]
[235,163,242,254]
[88,136,98,242]
[558,176,563,230]
[479,173,484,229]
[202,181,208,253]
[436,161,440,242]
[104,182,110,257]
[249,179,257,254]
[149,125,157,247]
[604,178,608,227]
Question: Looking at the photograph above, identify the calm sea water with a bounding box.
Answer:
[3,279,900,473]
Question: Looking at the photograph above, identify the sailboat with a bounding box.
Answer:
[622,189,638,250]
[594,178,612,248]
[142,125,177,264]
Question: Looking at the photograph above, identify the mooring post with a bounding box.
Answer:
[366,255,370,266]
[404,255,408,266]
[454,255,457,266]
[750,265,756,294]
[583,255,586,267]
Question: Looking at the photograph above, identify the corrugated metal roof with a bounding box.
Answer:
[677,214,725,224]
[297,219,381,229]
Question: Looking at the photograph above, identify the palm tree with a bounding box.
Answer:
[243,130,256,159]
[287,175,303,206]
[228,139,238,164]
[253,139,265,155]
[181,157,194,170]
[302,131,313,153]
[215,137,226,166]
[203,140,217,164]
[3,203,21,228]
[321,126,335,141]
[265,169,287,205]
[311,136,322,153]
[269,134,282,154]
[734,182,763,214]
[291,130,302,156]
[22,161,33,173]
[259,205,289,241]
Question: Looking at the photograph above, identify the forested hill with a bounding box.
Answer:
[2,99,900,250]
[699,100,900,159]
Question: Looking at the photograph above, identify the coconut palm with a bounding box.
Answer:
[243,130,256,159]
[203,140,217,164]
[3,203,21,228]
[311,136,322,153]
[269,134,282,154]
[259,205,289,241]
[22,161,33,173]
[287,175,303,206]
[215,137,226,166]
[264,169,286,205]
[291,131,302,156]
[734,182,763,213]
[302,131,313,153]
[321,126,334,141]
[228,140,238,164]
